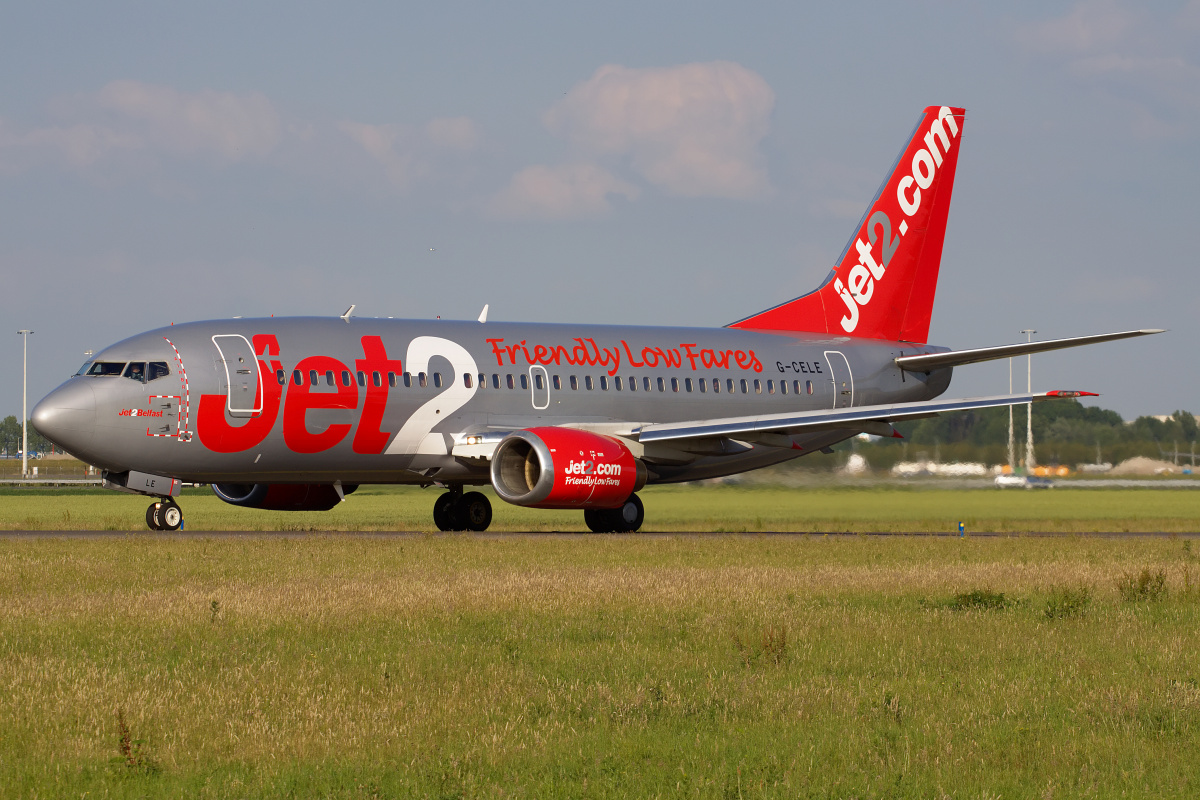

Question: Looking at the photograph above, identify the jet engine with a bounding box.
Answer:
[210,483,356,511]
[490,427,647,509]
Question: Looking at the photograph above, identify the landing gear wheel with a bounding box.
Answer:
[146,502,163,531]
[460,492,492,532]
[159,501,183,531]
[433,492,456,532]
[583,494,644,533]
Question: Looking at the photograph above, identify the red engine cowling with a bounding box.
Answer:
[211,483,356,511]
[490,427,647,509]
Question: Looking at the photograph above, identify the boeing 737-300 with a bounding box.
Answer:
[31,106,1161,531]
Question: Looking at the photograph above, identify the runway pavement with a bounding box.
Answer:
[0,529,1193,538]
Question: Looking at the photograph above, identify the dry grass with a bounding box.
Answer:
[2,534,1199,797]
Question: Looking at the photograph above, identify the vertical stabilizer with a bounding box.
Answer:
[730,106,966,343]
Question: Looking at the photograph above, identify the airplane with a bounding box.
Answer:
[31,105,1161,532]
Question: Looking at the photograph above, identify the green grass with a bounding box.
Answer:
[2,535,1199,797]
[3,482,1199,532]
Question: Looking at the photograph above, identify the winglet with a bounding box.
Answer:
[478,304,489,324]
[1045,390,1099,398]
[341,305,356,323]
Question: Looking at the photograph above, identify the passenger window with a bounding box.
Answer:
[806,380,814,395]
[389,372,397,388]
[373,372,382,387]
[599,376,609,391]
[780,380,788,395]
[713,378,721,394]
[614,376,622,391]
[519,374,528,390]
[356,371,366,387]
[342,371,352,387]
[643,377,651,392]
[123,363,146,382]
[793,380,801,394]
[419,372,428,388]
[506,374,514,389]
[727,379,735,393]
[293,370,302,386]
[585,376,594,390]
[698,378,707,394]
[570,376,578,390]
[657,377,665,392]
[478,373,485,388]
[553,375,561,390]
[685,378,693,393]
[403,372,413,388]
[433,373,442,389]
[309,370,318,386]
[627,376,636,392]
[740,379,747,394]
[767,380,774,395]
[463,373,473,388]
[147,362,170,381]
[492,374,500,389]
[535,373,544,390]
[326,370,335,386]
[670,378,679,392]
[754,380,762,394]
[276,369,285,386]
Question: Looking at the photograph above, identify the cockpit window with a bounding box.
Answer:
[124,362,146,382]
[87,362,126,377]
[75,361,94,376]
[147,362,170,381]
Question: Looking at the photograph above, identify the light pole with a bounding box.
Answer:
[17,330,34,478]
[1021,329,1036,471]
[1007,356,1015,472]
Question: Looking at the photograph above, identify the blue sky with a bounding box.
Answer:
[2,1,1196,421]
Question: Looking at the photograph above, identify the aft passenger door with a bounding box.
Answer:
[211,335,262,416]
[823,350,854,409]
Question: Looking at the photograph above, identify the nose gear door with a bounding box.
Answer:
[211,335,262,416]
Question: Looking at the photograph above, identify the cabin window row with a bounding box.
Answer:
[276,368,815,396]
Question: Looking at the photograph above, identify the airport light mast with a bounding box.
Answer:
[17,330,33,478]
[1022,329,1036,471]
[1008,356,1016,472]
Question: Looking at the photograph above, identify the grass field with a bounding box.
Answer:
[2,534,1199,798]
[1,483,1198,533]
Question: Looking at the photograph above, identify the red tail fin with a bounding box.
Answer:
[730,106,965,343]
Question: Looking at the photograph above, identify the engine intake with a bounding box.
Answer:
[490,428,646,509]
[211,483,356,511]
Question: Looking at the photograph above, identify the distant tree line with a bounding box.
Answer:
[0,416,54,457]
[854,401,1199,468]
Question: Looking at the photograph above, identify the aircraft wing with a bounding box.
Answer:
[634,390,1095,444]
[896,329,1163,372]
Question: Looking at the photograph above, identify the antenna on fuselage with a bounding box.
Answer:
[478,304,489,323]
[341,305,355,323]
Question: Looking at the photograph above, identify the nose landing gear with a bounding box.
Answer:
[146,499,183,531]
[432,487,493,532]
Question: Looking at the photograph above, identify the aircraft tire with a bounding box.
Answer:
[460,492,492,532]
[433,492,455,531]
[583,508,609,533]
[159,501,183,531]
[146,502,163,531]
[614,493,644,533]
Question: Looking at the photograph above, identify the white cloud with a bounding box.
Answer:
[488,163,639,219]
[338,116,481,188]
[0,81,280,170]
[543,61,775,199]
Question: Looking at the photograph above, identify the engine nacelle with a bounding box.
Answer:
[490,427,647,509]
[211,483,357,511]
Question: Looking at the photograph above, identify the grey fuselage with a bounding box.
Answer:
[33,317,951,485]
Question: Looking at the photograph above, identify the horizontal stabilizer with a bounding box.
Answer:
[896,329,1163,372]
[635,390,1095,445]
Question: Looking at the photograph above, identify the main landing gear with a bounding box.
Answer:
[433,487,493,532]
[146,499,183,531]
[584,493,644,533]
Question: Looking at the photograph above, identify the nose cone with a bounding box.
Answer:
[32,380,96,456]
